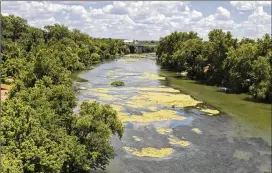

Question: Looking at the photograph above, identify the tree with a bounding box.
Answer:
[1,14,128,173]
[224,43,259,92]
[19,26,45,52]
[249,56,271,101]
[256,33,271,57]
[44,24,71,41]
[64,101,123,172]
[156,29,271,102]
[1,14,28,41]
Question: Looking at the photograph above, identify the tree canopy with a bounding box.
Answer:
[1,14,126,172]
[156,30,271,102]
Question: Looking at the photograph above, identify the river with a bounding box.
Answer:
[74,55,271,173]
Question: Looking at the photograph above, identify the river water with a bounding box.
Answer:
[75,56,271,173]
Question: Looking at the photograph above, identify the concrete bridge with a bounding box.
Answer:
[126,42,157,53]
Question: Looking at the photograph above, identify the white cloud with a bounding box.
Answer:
[108,2,128,15]
[236,6,271,38]
[194,7,235,40]
[230,1,271,11]
[215,6,231,20]
[29,17,59,28]
[191,10,203,20]
[1,1,271,40]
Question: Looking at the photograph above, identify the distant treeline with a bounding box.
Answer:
[156,30,271,102]
[1,14,125,172]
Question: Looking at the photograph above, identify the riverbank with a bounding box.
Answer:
[124,53,156,58]
[160,70,271,144]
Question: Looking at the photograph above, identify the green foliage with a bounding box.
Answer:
[1,14,125,172]
[110,81,125,87]
[249,56,271,101]
[156,30,271,102]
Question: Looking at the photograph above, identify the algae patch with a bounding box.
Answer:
[132,91,202,108]
[148,106,157,111]
[94,93,113,100]
[89,88,109,93]
[140,72,166,80]
[108,69,116,75]
[123,147,173,158]
[132,136,141,142]
[200,108,220,116]
[156,128,173,135]
[118,109,186,123]
[168,136,190,147]
[191,128,202,134]
[137,87,180,93]
[110,104,124,112]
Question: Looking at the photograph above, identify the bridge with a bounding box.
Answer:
[126,42,157,53]
[128,43,157,47]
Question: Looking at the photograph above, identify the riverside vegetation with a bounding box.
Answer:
[0,14,128,172]
[156,30,272,102]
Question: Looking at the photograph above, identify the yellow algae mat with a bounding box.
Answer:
[94,93,113,100]
[131,91,201,108]
[110,104,124,112]
[89,87,201,109]
[168,135,190,147]
[123,147,173,158]
[140,72,166,80]
[137,87,180,93]
[118,109,186,123]
[88,88,109,93]
[132,136,141,142]
[156,127,173,135]
[148,106,157,111]
[191,128,202,134]
[200,108,220,116]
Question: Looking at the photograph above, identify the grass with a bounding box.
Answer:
[160,70,271,144]
[110,81,125,87]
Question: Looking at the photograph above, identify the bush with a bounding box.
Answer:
[110,81,125,87]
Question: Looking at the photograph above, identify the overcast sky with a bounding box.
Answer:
[1,1,271,40]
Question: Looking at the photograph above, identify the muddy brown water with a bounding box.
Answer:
[75,56,271,173]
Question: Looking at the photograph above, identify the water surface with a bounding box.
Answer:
[75,56,271,173]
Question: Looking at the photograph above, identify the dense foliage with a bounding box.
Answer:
[156,30,272,102]
[110,81,125,87]
[0,14,126,172]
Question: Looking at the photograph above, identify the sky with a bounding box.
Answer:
[1,1,271,40]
